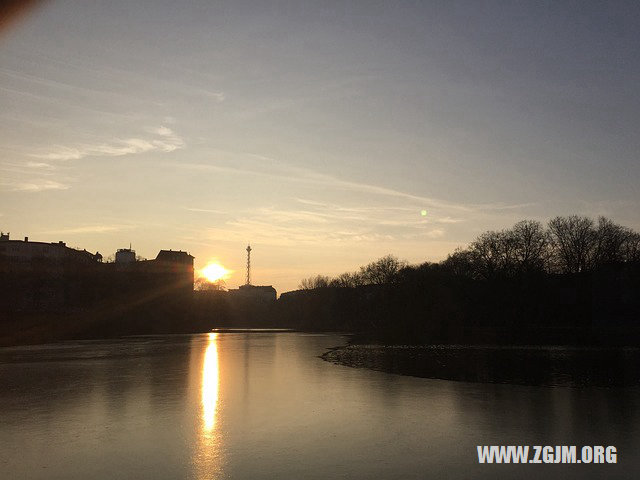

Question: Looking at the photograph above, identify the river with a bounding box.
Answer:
[1,332,638,478]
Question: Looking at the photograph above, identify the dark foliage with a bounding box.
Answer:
[282,216,640,345]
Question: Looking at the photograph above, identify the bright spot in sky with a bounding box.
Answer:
[421,210,427,217]
[201,262,231,282]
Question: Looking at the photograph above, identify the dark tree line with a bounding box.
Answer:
[299,254,408,289]
[283,215,640,345]
[444,216,640,280]
[299,216,640,289]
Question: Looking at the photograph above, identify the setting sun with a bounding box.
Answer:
[201,262,231,283]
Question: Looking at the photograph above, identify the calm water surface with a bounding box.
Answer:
[1,332,639,479]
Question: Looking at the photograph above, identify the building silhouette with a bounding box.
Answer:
[227,244,276,302]
[0,233,194,313]
[115,247,136,264]
[229,284,276,302]
[0,232,102,263]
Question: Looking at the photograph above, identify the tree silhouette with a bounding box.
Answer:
[443,248,479,278]
[592,216,633,266]
[329,272,363,288]
[547,215,596,273]
[510,220,550,274]
[469,230,514,279]
[299,275,331,290]
[359,255,407,285]
[194,277,226,291]
[298,215,639,288]
[621,231,640,262]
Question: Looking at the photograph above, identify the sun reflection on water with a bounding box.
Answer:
[194,332,224,479]
[202,332,219,434]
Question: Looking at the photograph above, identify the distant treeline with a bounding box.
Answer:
[298,216,640,289]
[281,216,640,345]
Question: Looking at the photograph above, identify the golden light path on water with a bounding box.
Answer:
[194,332,223,479]
[202,332,219,433]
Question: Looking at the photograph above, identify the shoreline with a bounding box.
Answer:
[321,343,640,388]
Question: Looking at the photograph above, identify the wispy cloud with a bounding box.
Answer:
[11,180,69,192]
[0,163,55,175]
[188,202,452,249]
[44,224,133,234]
[424,229,446,239]
[295,201,463,226]
[26,161,55,169]
[434,216,464,224]
[199,90,225,102]
[174,161,458,210]
[184,207,228,214]
[159,151,542,260]
[295,198,327,207]
[0,160,70,192]
[166,154,540,250]
[172,158,532,215]
[32,126,184,161]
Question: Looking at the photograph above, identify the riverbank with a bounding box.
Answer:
[321,343,640,387]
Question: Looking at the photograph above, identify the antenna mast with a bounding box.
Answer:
[246,244,252,285]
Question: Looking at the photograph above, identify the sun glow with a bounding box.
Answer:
[201,262,231,283]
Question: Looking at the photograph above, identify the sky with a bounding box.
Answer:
[1,0,639,293]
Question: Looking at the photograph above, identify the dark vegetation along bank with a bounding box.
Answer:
[279,215,640,346]
[1,215,639,347]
